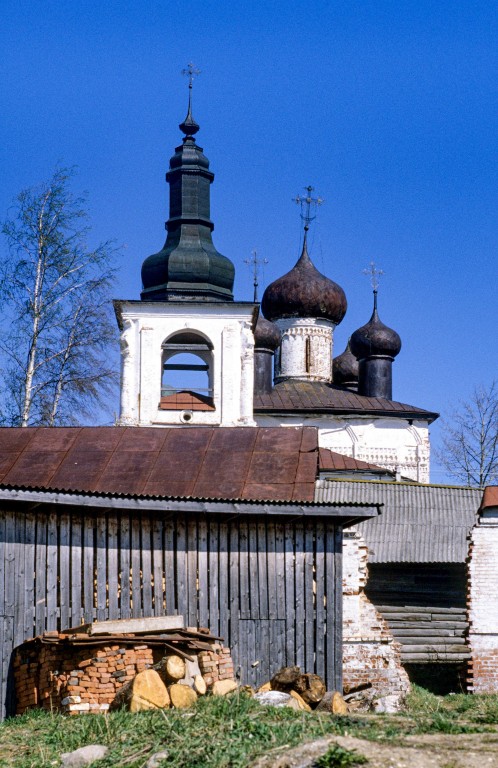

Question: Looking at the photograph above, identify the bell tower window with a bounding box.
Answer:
[160,332,215,411]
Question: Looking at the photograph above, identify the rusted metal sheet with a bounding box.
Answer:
[254,380,438,421]
[319,448,389,473]
[0,426,318,503]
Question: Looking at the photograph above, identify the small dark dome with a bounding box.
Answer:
[261,234,347,324]
[333,339,359,386]
[254,315,281,351]
[350,295,402,360]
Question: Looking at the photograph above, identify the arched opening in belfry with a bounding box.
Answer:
[160,331,214,411]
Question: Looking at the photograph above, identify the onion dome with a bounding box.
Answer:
[261,229,347,324]
[141,89,235,302]
[254,314,281,351]
[333,339,359,387]
[350,292,402,360]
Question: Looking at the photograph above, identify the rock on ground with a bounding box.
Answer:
[60,744,108,768]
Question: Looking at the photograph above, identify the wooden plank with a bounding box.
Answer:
[35,511,47,635]
[229,522,240,665]
[59,511,71,632]
[259,618,270,688]
[131,515,142,618]
[294,520,305,670]
[83,515,94,624]
[218,522,229,643]
[1,616,14,720]
[257,522,269,622]
[186,520,198,627]
[198,519,209,629]
[238,521,250,620]
[175,517,187,621]
[314,521,325,679]
[46,510,59,631]
[152,516,164,616]
[332,526,343,693]
[96,513,107,622]
[86,615,185,635]
[284,523,295,666]
[248,523,259,620]
[107,513,119,620]
[164,518,175,616]
[70,514,83,627]
[304,521,315,674]
[141,514,153,618]
[377,605,465,615]
[325,524,336,689]
[401,644,469,654]
[119,514,131,620]
[208,522,220,636]
[266,523,277,621]
[275,523,286,620]
[13,511,25,648]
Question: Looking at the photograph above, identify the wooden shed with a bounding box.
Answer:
[0,425,378,719]
[315,479,482,692]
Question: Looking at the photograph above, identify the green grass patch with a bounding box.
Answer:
[314,743,368,767]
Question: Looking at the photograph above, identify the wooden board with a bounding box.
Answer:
[70,615,185,635]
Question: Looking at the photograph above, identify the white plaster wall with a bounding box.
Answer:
[274,318,334,382]
[255,413,431,482]
[116,302,256,428]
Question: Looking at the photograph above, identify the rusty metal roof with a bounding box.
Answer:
[254,380,438,422]
[0,426,319,503]
[319,448,394,475]
[315,479,482,563]
[481,486,498,510]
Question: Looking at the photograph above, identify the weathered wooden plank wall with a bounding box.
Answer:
[0,505,342,719]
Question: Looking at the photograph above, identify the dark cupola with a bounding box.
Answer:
[261,227,347,324]
[350,290,401,399]
[333,339,359,390]
[253,314,281,395]
[141,79,235,302]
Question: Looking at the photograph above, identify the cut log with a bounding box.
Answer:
[211,679,238,696]
[294,673,326,707]
[156,655,186,683]
[315,690,349,715]
[111,669,170,712]
[257,681,272,693]
[193,675,207,696]
[289,690,312,712]
[270,666,301,692]
[169,683,198,709]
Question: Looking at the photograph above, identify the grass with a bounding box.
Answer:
[0,687,496,768]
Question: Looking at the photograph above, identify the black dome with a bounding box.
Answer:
[333,339,359,386]
[261,233,347,324]
[254,315,281,351]
[350,294,401,360]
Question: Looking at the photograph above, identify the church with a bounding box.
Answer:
[0,81,484,720]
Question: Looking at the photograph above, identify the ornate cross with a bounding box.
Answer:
[363,261,384,292]
[181,62,201,89]
[244,249,269,303]
[293,185,324,229]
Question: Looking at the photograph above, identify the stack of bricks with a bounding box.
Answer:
[14,632,234,715]
[198,644,235,686]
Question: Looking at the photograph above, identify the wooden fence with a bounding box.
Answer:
[0,503,342,719]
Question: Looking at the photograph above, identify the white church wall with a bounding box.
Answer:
[274,317,335,383]
[255,414,431,482]
[116,302,256,428]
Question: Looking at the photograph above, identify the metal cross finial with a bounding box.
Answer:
[182,62,201,89]
[244,249,269,303]
[293,185,324,230]
[363,261,385,292]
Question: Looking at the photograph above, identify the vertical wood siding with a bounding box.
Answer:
[0,505,342,719]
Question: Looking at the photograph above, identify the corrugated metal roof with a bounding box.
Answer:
[315,480,482,563]
[254,380,438,422]
[0,426,319,503]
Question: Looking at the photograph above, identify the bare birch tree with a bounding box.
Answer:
[437,381,498,488]
[0,168,119,426]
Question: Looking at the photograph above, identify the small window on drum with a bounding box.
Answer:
[160,332,215,412]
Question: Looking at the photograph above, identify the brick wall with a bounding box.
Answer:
[467,504,498,693]
[342,530,410,709]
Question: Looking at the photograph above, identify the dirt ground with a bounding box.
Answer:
[252,731,498,768]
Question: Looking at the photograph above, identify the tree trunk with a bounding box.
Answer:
[111,669,170,712]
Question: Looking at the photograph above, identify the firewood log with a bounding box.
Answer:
[156,654,186,683]
[270,666,301,692]
[111,669,170,712]
[193,674,207,696]
[293,673,326,707]
[169,683,198,709]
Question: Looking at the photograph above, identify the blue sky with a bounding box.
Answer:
[1,1,497,482]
